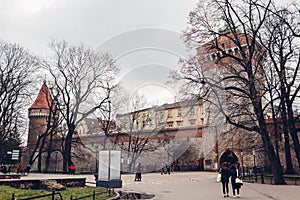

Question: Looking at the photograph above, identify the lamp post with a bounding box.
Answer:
[95,145,99,172]
[240,150,244,177]
[214,126,219,170]
[252,148,256,167]
[215,126,219,169]
[121,156,124,173]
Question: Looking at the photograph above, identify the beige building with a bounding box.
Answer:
[113,100,204,172]
[116,99,203,137]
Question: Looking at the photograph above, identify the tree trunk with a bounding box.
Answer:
[37,137,47,173]
[262,133,286,184]
[64,135,72,173]
[44,133,54,173]
[280,99,295,174]
[269,99,281,163]
[249,75,285,184]
[63,124,75,174]
[29,136,42,166]
[63,155,68,174]
[254,101,286,184]
[286,101,300,168]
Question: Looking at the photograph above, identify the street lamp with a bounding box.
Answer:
[215,126,218,170]
[240,150,244,177]
[252,148,256,167]
[95,145,99,172]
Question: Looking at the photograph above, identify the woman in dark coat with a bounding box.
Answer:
[230,163,241,197]
[220,162,230,198]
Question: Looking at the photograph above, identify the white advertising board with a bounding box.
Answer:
[98,150,121,181]
[110,150,121,180]
[98,151,109,180]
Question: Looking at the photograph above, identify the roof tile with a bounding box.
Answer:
[29,82,52,110]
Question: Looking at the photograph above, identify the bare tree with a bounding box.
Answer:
[0,40,38,163]
[45,41,118,173]
[180,0,290,184]
[116,93,160,172]
[94,86,122,150]
[262,62,283,169]
[259,3,300,172]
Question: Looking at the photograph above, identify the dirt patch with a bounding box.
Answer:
[41,180,66,190]
[117,191,155,199]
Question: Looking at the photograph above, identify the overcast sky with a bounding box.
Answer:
[1,0,198,55]
[1,0,200,107]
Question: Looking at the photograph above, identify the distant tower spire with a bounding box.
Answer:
[27,82,52,152]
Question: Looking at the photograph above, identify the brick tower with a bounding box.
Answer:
[27,81,52,152]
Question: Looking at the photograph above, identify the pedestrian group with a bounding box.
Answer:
[219,162,243,198]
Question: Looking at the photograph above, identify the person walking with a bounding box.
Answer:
[161,163,165,175]
[230,163,241,198]
[135,163,142,181]
[8,165,12,174]
[220,162,231,198]
[15,164,20,174]
[69,164,76,175]
[166,163,171,175]
[20,164,25,175]
[25,165,31,175]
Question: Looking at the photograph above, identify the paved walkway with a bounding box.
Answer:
[14,172,300,200]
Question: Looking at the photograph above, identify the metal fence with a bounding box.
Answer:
[12,190,63,200]
[243,174,300,185]
[70,191,107,200]
[11,189,109,200]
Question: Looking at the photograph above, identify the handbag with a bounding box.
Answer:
[235,178,243,185]
[217,173,221,182]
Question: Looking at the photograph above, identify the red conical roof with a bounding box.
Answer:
[29,82,52,110]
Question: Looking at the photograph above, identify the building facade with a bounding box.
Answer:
[113,100,204,172]
[24,31,300,173]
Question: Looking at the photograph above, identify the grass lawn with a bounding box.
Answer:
[1,185,115,200]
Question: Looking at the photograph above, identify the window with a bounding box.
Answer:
[178,109,182,117]
[234,48,239,55]
[206,55,210,61]
[190,107,195,115]
[212,54,216,60]
[168,122,173,128]
[159,111,164,121]
[200,118,204,125]
[177,122,183,127]
[159,123,164,129]
[168,110,172,118]
[190,120,196,126]
[136,121,139,129]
